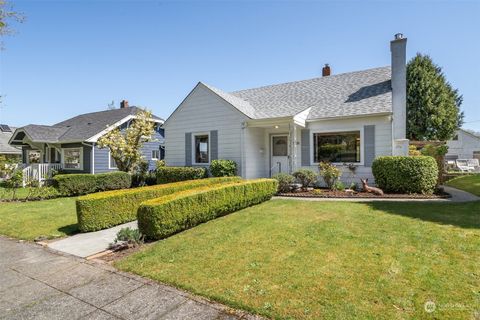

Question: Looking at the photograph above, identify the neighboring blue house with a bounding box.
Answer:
[9,101,164,184]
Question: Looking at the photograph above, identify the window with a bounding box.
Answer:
[313,131,361,163]
[63,148,83,170]
[272,136,288,156]
[152,149,160,160]
[474,151,480,160]
[109,151,118,169]
[27,150,41,164]
[452,134,459,141]
[194,134,209,164]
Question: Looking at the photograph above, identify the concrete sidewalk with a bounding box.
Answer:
[0,237,259,320]
[48,221,138,258]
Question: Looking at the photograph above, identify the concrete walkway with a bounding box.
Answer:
[275,185,480,203]
[0,237,259,320]
[48,221,138,258]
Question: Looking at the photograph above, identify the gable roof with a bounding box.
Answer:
[198,66,392,121]
[458,128,480,140]
[0,126,21,154]
[12,107,164,144]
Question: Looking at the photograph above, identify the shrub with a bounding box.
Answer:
[318,162,341,190]
[408,145,422,156]
[209,159,237,177]
[112,227,144,247]
[372,156,438,194]
[138,179,278,240]
[131,160,157,187]
[25,186,60,201]
[156,159,166,168]
[156,166,207,184]
[76,176,241,232]
[333,180,345,191]
[273,173,295,193]
[292,169,317,189]
[53,172,131,196]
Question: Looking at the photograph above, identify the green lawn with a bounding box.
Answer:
[0,197,78,240]
[116,200,480,319]
[446,174,480,196]
[0,187,32,200]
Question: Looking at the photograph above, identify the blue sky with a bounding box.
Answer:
[1,0,479,131]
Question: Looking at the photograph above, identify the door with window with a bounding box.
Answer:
[271,135,289,176]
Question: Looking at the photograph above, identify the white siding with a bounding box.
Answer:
[244,127,267,178]
[299,115,393,185]
[164,84,248,174]
[447,130,480,159]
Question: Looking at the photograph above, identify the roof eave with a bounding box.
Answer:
[306,111,392,122]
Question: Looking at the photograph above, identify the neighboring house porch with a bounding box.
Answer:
[9,104,165,186]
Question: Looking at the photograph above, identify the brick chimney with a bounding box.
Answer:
[120,100,129,109]
[322,64,331,77]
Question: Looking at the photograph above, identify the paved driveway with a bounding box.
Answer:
[0,237,258,320]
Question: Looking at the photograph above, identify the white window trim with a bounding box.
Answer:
[310,127,364,166]
[61,147,84,170]
[108,150,118,169]
[192,132,210,165]
[151,149,160,160]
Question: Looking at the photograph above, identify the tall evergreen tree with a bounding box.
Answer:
[406,53,464,141]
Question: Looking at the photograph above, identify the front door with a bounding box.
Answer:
[271,135,289,176]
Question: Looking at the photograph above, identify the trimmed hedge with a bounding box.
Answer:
[372,156,438,194]
[76,176,241,232]
[156,166,207,184]
[53,172,131,196]
[138,179,278,240]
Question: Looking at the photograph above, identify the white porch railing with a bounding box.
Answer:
[22,163,62,187]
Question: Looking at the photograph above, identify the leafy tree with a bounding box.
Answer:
[97,109,155,173]
[406,53,464,141]
[0,0,24,48]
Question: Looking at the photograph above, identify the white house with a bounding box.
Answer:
[446,129,480,160]
[164,34,409,184]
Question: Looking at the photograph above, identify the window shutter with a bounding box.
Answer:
[364,125,375,167]
[210,130,218,161]
[185,132,192,166]
[301,129,310,166]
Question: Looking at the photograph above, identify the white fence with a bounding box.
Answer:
[22,163,62,186]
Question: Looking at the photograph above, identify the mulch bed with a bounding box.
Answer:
[277,189,450,199]
[98,242,155,263]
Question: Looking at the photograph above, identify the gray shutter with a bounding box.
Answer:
[185,132,192,166]
[301,129,310,166]
[364,125,375,167]
[210,130,218,161]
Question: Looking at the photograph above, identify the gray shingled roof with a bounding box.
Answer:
[0,127,21,154]
[14,107,164,143]
[204,66,393,120]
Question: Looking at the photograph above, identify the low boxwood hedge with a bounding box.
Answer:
[372,156,438,194]
[138,179,278,240]
[76,176,241,232]
[53,171,131,196]
[156,166,207,184]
